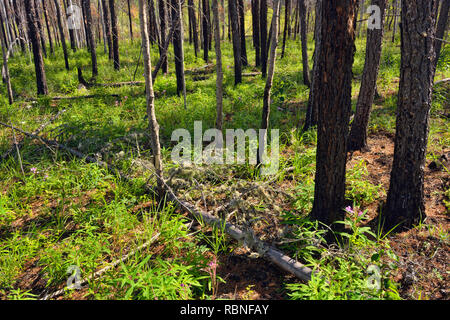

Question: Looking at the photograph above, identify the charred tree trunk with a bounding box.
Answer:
[53,0,70,70]
[258,0,281,166]
[238,0,248,66]
[171,0,186,103]
[281,0,290,59]
[25,0,49,95]
[138,0,163,193]
[229,0,242,84]
[41,0,54,55]
[433,0,449,72]
[310,0,358,230]
[384,0,439,231]
[392,0,399,42]
[202,0,210,61]
[82,0,98,77]
[302,0,322,131]
[109,0,120,70]
[251,0,261,66]
[188,0,199,58]
[127,0,134,41]
[348,0,387,152]
[34,0,47,58]
[101,0,112,59]
[159,0,169,73]
[299,0,310,87]
[260,0,267,77]
[212,0,223,130]
[12,0,27,52]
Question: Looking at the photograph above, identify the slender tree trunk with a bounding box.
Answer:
[41,0,54,54]
[302,0,322,131]
[159,0,169,73]
[202,0,210,61]
[188,0,199,58]
[348,0,387,152]
[260,0,267,77]
[101,0,112,59]
[229,0,242,84]
[127,0,134,41]
[109,0,120,70]
[171,0,187,105]
[82,0,98,77]
[238,0,248,66]
[258,0,281,166]
[433,0,449,72]
[25,0,49,95]
[0,11,13,104]
[53,0,70,70]
[251,0,260,66]
[34,0,47,58]
[281,0,290,59]
[357,0,365,37]
[66,0,77,52]
[299,0,310,87]
[138,0,163,193]
[310,0,358,230]
[392,0,399,42]
[212,0,223,130]
[384,0,439,231]
[12,0,27,52]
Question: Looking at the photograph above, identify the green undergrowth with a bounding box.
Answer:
[0,25,448,300]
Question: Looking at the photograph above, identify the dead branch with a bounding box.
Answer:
[40,232,161,300]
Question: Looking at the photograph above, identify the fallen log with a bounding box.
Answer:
[25,94,120,102]
[1,122,315,283]
[434,78,449,86]
[242,72,262,77]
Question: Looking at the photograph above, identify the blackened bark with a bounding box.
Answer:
[238,0,248,66]
[171,0,186,100]
[384,0,439,231]
[25,0,49,95]
[41,0,54,55]
[212,0,224,130]
[434,0,449,72]
[34,0,47,58]
[260,0,267,77]
[310,0,358,229]
[229,0,242,84]
[159,0,169,72]
[12,0,27,52]
[188,0,199,58]
[302,0,322,131]
[101,0,112,59]
[258,0,281,166]
[82,0,98,77]
[127,0,134,41]
[281,0,290,59]
[299,0,310,87]
[202,0,210,61]
[53,0,70,70]
[251,0,260,66]
[348,0,387,152]
[109,0,120,70]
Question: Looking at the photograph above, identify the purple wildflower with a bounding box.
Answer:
[345,206,354,214]
[30,167,38,174]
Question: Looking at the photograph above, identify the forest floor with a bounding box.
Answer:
[0,33,448,300]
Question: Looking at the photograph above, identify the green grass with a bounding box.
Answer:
[0,23,448,300]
